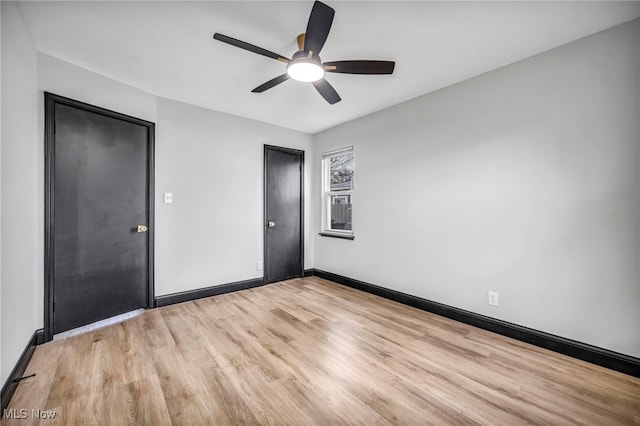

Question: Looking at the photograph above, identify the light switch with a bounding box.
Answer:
[164,192,173,204]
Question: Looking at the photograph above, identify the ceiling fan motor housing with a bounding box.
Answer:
[292,50,320,62]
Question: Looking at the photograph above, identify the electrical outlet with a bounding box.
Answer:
[163,192,173,204]
[257,260,263,271]
[488,291,499,307]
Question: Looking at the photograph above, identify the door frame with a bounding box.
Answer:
[263,145,305,283]
[44,92,155,342]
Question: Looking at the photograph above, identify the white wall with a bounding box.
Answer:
[38,53,157,124]
[313,19,640,357]
[155,98,314,296]
[1,1,39,385]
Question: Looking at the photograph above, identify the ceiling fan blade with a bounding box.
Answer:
[213,33,289,62]
[312,79,341,105]
[251,74,290,93]
[304,1,335,55]
[324,60,395,75]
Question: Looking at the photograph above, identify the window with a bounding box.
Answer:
[321,147,354,239]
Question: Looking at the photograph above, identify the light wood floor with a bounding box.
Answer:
[4,277,640,425]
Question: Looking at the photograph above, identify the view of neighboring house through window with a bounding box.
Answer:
[322,147,354,236]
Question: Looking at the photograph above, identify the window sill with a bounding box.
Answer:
[319,232,355,240]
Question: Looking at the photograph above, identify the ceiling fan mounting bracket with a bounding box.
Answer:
[297,33,306,51]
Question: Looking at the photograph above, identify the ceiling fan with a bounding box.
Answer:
[213,1,395,105]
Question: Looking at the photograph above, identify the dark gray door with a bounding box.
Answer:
[45,93,154,338]
[264,145,304,283]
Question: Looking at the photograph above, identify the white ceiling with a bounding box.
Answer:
[18,1,640,133]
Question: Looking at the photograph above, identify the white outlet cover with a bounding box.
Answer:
[164,192,173,204]
[257,260,263,271]
[488,291,499,307]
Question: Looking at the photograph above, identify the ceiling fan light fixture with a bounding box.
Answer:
[286,58,325,82]
[213,1,395,104]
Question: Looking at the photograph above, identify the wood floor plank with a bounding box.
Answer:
[4,277,640,425]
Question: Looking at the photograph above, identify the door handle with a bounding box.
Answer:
[267,221,276,228]
[137,225,148,233]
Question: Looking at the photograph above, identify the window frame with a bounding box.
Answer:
[321,146,354,239]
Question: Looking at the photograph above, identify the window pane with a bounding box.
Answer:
[330,194,352,231]
[329,152,354,192]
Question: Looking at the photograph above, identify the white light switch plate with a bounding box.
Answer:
[164,192,173,204]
